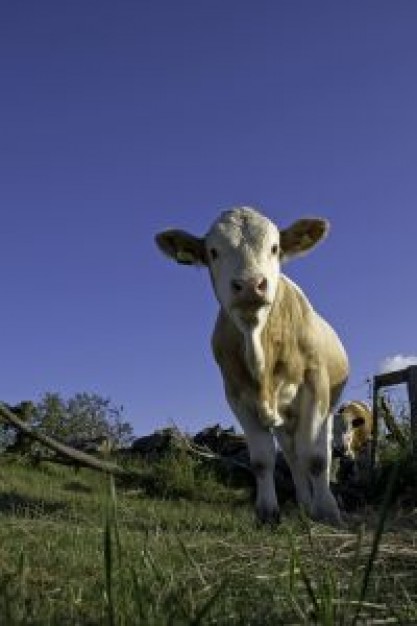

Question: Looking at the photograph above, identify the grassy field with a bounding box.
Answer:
[0,453,416,625]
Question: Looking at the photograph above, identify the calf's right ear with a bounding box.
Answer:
[155,230,207,265]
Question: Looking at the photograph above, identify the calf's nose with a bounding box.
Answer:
[231,275,268,297]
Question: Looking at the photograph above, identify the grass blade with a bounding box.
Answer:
[300,564,320,618]
[190,581,227,626]
[104,513,116,626]
[351,462,400,626]
[176,533,206,586]
[342,523,364,626]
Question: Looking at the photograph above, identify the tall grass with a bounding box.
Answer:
[0,454,415,624]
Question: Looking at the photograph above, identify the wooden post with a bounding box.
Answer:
[372,365,417,470]
[371,381,380,471]
[407,365,417,457]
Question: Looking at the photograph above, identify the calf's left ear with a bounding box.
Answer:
[155,229,207,265]
[280,218,330,261]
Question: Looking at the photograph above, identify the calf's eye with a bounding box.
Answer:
[210,248,218,261]
[271,244,279,255]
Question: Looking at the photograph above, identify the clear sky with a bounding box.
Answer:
[1,1,416,435]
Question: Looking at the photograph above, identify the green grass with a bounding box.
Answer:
[0,454,416,625]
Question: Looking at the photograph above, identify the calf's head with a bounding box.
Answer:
[155,207,328,332]
[333,403,370,458]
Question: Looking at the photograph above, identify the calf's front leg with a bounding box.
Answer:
[228,396,279,523]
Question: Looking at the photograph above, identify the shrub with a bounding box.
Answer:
[139,450,245,503]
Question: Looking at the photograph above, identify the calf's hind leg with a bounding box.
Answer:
[296,409,341,526]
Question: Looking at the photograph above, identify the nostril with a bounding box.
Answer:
[257,277,268,293]
[231,279,243,293]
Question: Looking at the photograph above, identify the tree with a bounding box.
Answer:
[32,392,134,448]
[0,401,35,452]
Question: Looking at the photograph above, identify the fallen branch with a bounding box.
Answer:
[0,402,132,476]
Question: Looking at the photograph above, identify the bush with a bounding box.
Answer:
[139,450,246,503]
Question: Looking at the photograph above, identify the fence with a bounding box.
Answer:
[371,365,417,467]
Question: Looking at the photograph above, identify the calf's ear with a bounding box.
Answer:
[155,230,207,265]
[280,218,329,261]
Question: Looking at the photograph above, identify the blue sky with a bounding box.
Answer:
[1,1,416,435]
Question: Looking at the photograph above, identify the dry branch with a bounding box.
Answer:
[171,430,251,472]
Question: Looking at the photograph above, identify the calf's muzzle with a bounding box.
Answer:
[230,275,268,299]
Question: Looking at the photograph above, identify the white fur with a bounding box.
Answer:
[206,207,280,335]
[244,327,266,380]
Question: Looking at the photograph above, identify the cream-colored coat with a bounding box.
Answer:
[213,276,348,427]
[212,275,348,524]
[156,207,349,525]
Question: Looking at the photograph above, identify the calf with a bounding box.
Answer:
[156,207,349,525]
[333,401,373,485]
[334,401,373,460]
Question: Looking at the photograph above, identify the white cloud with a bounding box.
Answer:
[378,354,417,374]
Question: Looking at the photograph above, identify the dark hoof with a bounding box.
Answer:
[256,506,281,526]
[311,508,343,528]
